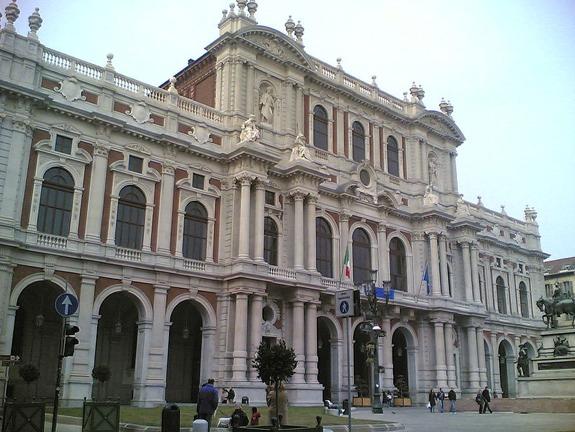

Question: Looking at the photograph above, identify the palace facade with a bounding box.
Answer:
[0,1,547,406]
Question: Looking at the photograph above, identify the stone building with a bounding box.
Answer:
[0,1,547,406]
[544,257,575,299]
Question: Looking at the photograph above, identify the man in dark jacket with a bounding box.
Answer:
[230,403,249,428]
[447,387,457,413]
[481,386,493,413]
[197,379,219,431]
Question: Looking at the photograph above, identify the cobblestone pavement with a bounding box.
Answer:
[351,407,575,432]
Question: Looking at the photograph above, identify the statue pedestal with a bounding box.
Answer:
[518,325,575,398]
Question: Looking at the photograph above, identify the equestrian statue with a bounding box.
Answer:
[536,282,575,328]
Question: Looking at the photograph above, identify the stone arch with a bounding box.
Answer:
[10,273,78,307]
[179,196,215,220]
[165,293,217,328]
[390,323,419,399]
[387,232,413,293]
[317,312,342,402]
[497,338,516,398]
[37,161,83,187]
[92,284,153,322]
[112,179,155,205]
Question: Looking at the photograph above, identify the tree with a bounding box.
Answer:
[19,364,40,400]
[91,365,111,400]
[252,340,297,425]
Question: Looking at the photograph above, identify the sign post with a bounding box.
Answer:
[52,293,79,432]
[336,290,356,432]
[1,355,21,403]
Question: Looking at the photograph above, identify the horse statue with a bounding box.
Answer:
[536,296,575,328]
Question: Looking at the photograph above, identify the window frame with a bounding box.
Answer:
[182,201,208,261]
[316,217,333,278]
[387,135,399,177]
[389,237,407,292]
[115,185,146,250]
[519,281,529,318]
[496,276,507,314]
[263,216,278,266]
[352,228,371,285]
[313,105,329,151]
[54,135,73,155]
[37,167,75,237]
[351,121,365,162]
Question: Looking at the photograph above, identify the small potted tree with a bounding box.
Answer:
[91,365,111,401]
[19,364,40,401]
[252,340,297,427]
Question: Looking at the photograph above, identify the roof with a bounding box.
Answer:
[544,256,575,274]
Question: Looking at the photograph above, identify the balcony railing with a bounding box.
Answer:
[37,233,68,249]
[268,266,297,280]
[115,247,142,261]
[183,259,206,272]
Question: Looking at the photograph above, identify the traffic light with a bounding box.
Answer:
[353,290,362,317]
[63,325,79,357]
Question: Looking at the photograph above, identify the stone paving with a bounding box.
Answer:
[351,407,575,432]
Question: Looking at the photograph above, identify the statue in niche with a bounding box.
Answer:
[239,115,260,143]
[289,133,312,162]
[259,85,276,124]
[428,154,438,186]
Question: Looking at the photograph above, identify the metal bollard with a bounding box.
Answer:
[192,419,209,432]
[161,404,180,432]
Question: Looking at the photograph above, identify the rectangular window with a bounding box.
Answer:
[518,263,524,273]
[54,135,73,154]
[128,155,143,173]
[192,173,205,190]
[564,281,574,296]
[495,257,502,268]
[265,191,275,206]
[545,284,553,297]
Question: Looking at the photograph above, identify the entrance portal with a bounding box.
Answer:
[166,300,202,402]
[11,281,63,400]
[317,318,331,401]
[498,340,516,398]
[353,324,371,398]
[392,330,409,397]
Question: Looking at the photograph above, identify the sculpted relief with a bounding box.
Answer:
[259,83,276,124]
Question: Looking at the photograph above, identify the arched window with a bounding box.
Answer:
[519,282,529,318]
[183,202,208,261]
[496,276,507,314]
[264,217,278,266]
[352,228,371,285]
[352,121,365,162]
[316,217,333,278]
[313,105,328,151]
[389,237,407,291]
[115,185,146,250]
[37,167,75,236]
[387,136,399,177]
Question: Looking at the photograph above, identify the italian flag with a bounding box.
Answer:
[343,246,351,279]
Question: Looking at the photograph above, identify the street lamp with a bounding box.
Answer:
[362,269,384,414]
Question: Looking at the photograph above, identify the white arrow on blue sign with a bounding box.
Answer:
[55,293,79,317]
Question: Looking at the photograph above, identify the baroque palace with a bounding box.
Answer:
[0,1,547,406]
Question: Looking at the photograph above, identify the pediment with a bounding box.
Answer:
[235,26,315,71]
[415,111,465,143]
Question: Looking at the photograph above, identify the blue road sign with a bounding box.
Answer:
[55,293,79,317]
[339,300,349,314]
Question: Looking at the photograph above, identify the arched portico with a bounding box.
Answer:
[317,314,342,402]
[390,324,418,399]
[498,339,516,398]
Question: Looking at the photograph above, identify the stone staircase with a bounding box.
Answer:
[455,398,575,413]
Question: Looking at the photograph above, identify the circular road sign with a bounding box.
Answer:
[54,293,79,317]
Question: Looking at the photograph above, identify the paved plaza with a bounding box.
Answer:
[352,407,575,432]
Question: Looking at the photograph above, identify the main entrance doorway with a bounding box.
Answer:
[392,330,409,397]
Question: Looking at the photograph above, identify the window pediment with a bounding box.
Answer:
[415,112,465,143]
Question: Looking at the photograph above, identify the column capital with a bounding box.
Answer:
[412,231,426,241]
[162,163,175,176]
[80,274,98,284]
[306,194,318,204]
[153,284,170,294]
[340,212,351,223]
[377,223,387,233]
[289,190,307,201]
[470,241,480,251]
[254,178,267,190]
[94,143,110,157]
[236,175,255,186]
[458,239,471,248]
[427,231,439,240]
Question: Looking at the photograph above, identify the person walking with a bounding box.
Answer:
[448,387,457,413]
[481,386,493,413]
[428,388,437,413]
[475,389,485,414]
[197,378,219,431]
[437,388,445,413]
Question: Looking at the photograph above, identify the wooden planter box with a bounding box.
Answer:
[352,397,371,407]
[394,397,411,407]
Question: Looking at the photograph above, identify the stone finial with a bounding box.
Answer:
[27,7,42,39]
[285,16,295,37]
[440,98,454,116]
[4,0,20,32]
[409,82,419,100]
[403,92,408,102]
[105,53,114,70]
[236,0,247,15]
[246,0,258,19]
[294,20,304,44]
[477,195,483,206]
[371,75,378,87]
[336,57,342,70]
[168,77,178,94]
[228,3,236,17]
[220,9,228,22]
[416,85,425,101]
[500,205,507,216]
[524,205,538,223]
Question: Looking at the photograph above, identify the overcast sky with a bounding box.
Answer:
[14,0,575,259]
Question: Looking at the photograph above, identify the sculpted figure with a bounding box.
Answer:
[515,343,530,377]
[289,133,312,162]
[239,115,260,143]
[259,86,275,123]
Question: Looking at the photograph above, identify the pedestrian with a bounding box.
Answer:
[428,388,436,413]
[197,378,219,432]
[227,387,236,404]
[386,390,393,408]
[481,386,493,413]
[250,407,261,426]
[448,387,457,413]
[437,388,445,413]
[475,389,485,414]
[230,403,249,428]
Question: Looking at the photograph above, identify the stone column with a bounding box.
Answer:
[509,271,518,316]
[490,332,503,396]
[305,196,317,271]
[157,165,175,254]
[433,320,448,388]
[304,302,319,383]
[429,233,441,296]
[470,243,481,303]
[144,285,169,401]
[237,177,252,259]
[85,144,109,242]
[246,64,255,115]
[0,262,14,354]
[444,322,456,387]
[450,151,458,192]
[377,223,389,282]
[477,327,487,387]
[253,181,265,262]
[293,192,305,270]
[66,275,97,400]
[381,318,394,389]
[483,258,494,311]
[248,294,263,381]
[466,325,480,391]
[339,214,350,278]
[232,293,249,381]
[438,235,449,296]
[295,85,303,133]
[460,242,473,302]
[292,300,306,383]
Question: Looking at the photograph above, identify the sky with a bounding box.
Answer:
[13,0,575,259]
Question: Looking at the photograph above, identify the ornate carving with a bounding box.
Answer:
[259,83,276,124]
[239,115,260,143]
[456,194,471,216]
[94,143,109,157]
[55,77,86,102]
[188,125,212,145]
[126,101,152,124]
[289,133,313,162]
[423,184,439,206]
[126,142,151,155]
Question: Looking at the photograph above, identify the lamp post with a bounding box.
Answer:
[363,269,385,414]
